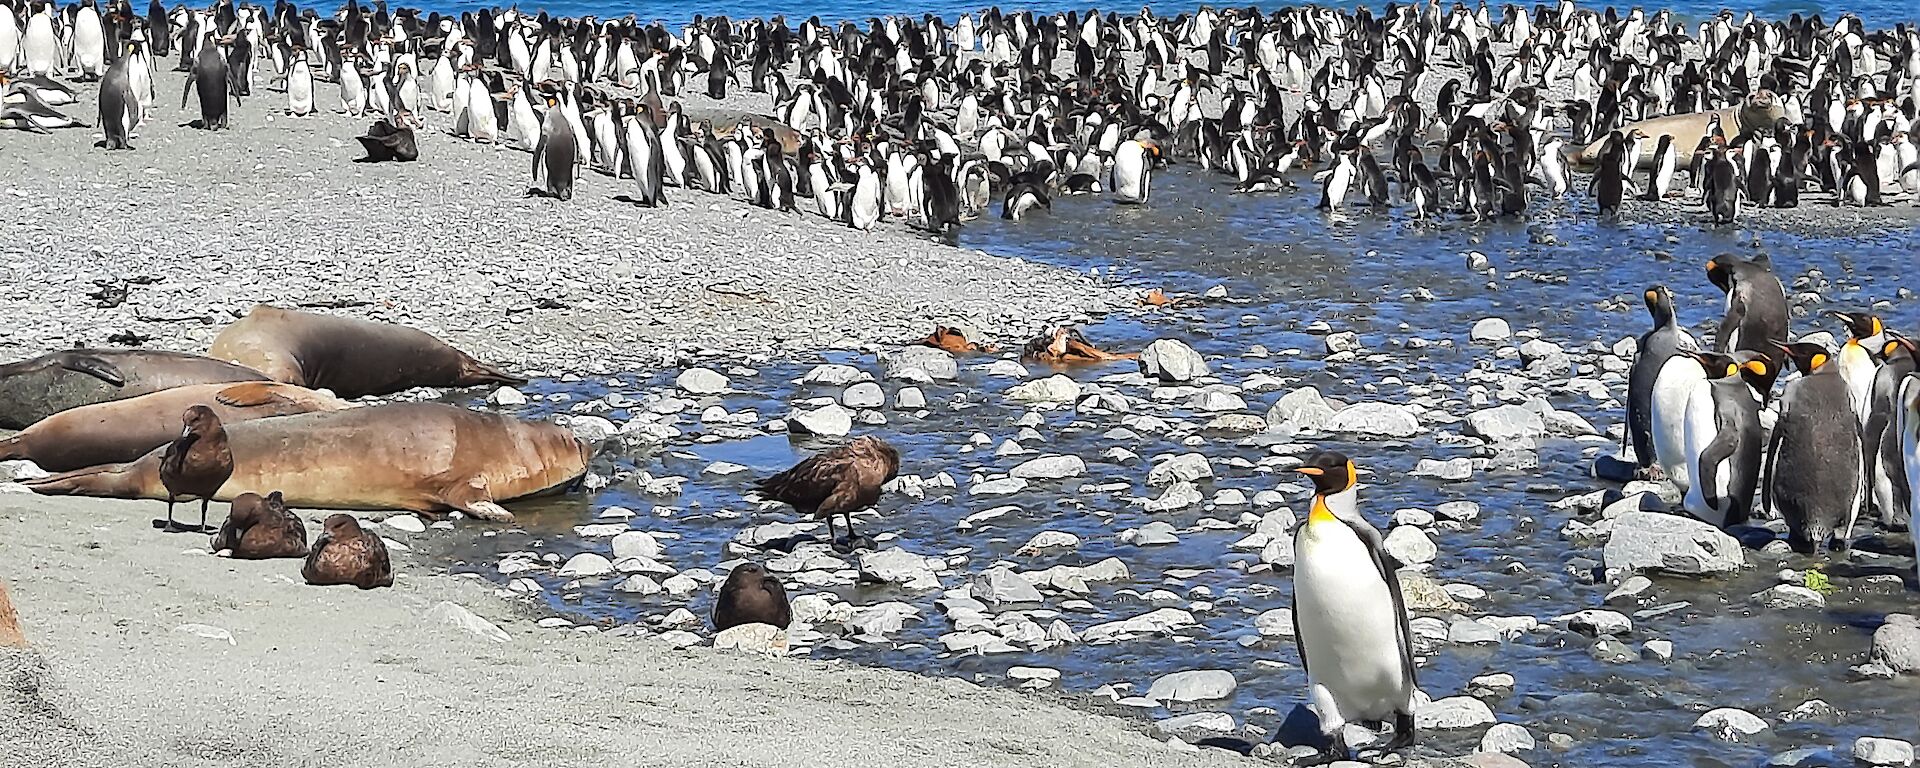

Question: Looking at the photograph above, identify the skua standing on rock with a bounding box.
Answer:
[756,435,899,554]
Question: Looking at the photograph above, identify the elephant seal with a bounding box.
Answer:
[211,491,310,559]
[25,403,590,522]
[1575,90,1786,170]
[0,382,350,472]
[303,514,393,589]
[0,349,269,429]
[207,305,526,398]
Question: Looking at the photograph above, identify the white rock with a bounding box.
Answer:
[1139,339,1209,382]
[883,347,958,381]
[1383,526,1438,565]
[1471,318,1513,342]
[788,403,854,436]
[1692,708,1768,742]
[569,416,617,443]
[1480,723,1536,753]
[487,386,528,406]
[615,575,662,594]
[384,514,426,533]
[1416,696,1497,730]
[1007,374,1082,403]
[1018,531,1081,553]
[611,531,663,561]
[675,367,730,394]
[713,623,789,655]
[1148,453,1214,486]
[426,601,511,643]
[557,553,615,577]
[1854,737,1916,766]
[1143,482,1203,513]
[1010,455,1087,480]
[1323,402,1421,438]
[1145,669,1237,702]
[973,567,1045,605]
[802,364,870,386]
[173,623,236,645]
[840,381,886,408]
[895,387,927,409]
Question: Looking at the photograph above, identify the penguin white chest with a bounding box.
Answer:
[1293,520,1407,722]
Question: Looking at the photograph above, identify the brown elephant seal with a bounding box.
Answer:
[211,491,310,559]
[25,403,590,522]
[1021,326,1139,365]
[0,580,23,648]
[712,562,792,630]
[303,514,393,589]
[0,382,350,472]
[1574,90,1786,170]
[0,349,268,430]
[207,305,525,398]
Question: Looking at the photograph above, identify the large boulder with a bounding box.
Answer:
[1323,402,1421,438]
[1602,512,1744,576]
[1266,387,1338,430]
[1465,405,1547,441]
[1139,339,1209,382]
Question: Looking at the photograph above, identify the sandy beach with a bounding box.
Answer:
[0,494,1268,768]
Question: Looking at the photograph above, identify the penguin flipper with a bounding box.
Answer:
[59,354,127,387]
[1696,433,1736,523]
[1345,517,1420,699]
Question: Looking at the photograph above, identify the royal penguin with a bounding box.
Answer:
[1706,254,1789,357]
[286,52,315,116]
[1315,148,1357,211]
[848,156,883,231]
[1642,133,1676,200]
[1002,179,1051,220]
[1290,451,1418,760]
[1765,341,1866,554]
[1680,350,1777,528]
[1626,285,1699,477]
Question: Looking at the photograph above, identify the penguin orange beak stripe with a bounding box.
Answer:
[1293,466,1324,476]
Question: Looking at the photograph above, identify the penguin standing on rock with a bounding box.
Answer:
[1681,350,1776,528]
[1290,451,1419,760]
[1626,285,1698,478]
[1765,341,1865,554]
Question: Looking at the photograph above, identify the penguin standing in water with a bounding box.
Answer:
[1867,335,1916,529]
[530,88,579,200]
[181,32,232,129]
[1290,451,1419,760]
[1112,137,1159,204]
[1002,178,1050,220]
[1626,286,1698,477]
[1681,350,1776,527]
[1316,148,1356,211]
[1591,140,1628,216]
[1706,254,1789,357]
[1642,134,1676,201]
[920,154,963,237]
[1829,311,1885,428]
[96,46,139,150]
[1898,377,1920,573]
[1765,341,1865,554]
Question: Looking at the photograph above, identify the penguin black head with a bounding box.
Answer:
[1293,450,1356,497]
[1704,254,1738,293]
[1642,285,1675,323]
[1880,333,1915,364]
[1825,310,1883,341]
[1732,351,1780,396]
[1774,341,1832,375]
[1686,350,1739,379]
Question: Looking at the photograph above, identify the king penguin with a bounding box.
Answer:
[96,46,139,150]
[1290,451,1419,760]
[1706,254,1789,357]
[1626,285,1699,477]
[1896,375,1920,580]
[1829,311,1885,429]
[1681,350,1776,527]
[1866,334,1916,530]
[1765,341,1866,553]
[181,31,231,130]
[530,88,579,200]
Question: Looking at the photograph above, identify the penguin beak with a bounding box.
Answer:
[1292,466,1324,476]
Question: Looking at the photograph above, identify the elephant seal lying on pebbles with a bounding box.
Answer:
[0,349,268,430]
[24,403,590,522]
[208,305,525,398]
[0,382,350,472]
[1574,90,1787,170]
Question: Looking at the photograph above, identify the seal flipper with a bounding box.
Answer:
[441,477,516,522]
[0,435,23,462]
[21,460,155,498]
[454,356,528,388]
[213,382,292,408]
[58,354,127,387]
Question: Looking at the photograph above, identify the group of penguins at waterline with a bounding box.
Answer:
[1619,253,1920,573]
[6,0,1920,229]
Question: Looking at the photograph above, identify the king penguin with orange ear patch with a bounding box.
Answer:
[1829,311,1885,429]
[1765,342,1865,553]
[1290,451,1419,760]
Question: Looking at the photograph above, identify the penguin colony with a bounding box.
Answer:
[4,0,1919,226]
[1626,253,1920,564]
